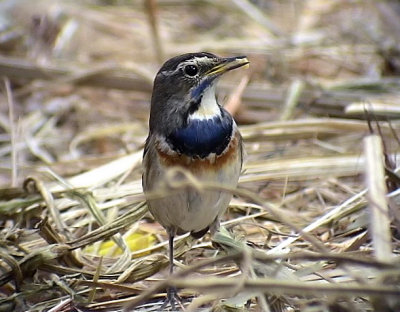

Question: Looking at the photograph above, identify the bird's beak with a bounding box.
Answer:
[206,56,249,77]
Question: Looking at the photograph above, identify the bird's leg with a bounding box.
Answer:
[168,233,174,275]
[160,232,182,310]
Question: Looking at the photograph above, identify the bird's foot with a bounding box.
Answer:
[160,286,183,311]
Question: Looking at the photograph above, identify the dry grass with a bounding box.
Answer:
[1,0,400,311]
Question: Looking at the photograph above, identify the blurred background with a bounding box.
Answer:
[1,0,400,311]
[1,0,400,185]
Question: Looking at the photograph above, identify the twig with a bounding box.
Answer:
[4,78,17,187]
[0,55,153,94]
[364,135,393,262]
[224,74,250,116]
[280,79,305,121]
[145,0,165,64]
[229,0,283,37]
[170,277,400,296]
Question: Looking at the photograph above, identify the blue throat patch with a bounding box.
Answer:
[167,112,233,158]
[191,77,213,100]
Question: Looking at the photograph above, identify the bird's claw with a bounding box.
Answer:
[160,286,183,311]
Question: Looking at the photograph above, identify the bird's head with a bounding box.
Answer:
[149,52,249,135]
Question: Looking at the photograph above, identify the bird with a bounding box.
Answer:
[142,52,248,308]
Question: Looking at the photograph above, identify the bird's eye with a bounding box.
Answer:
[184,64,199,77]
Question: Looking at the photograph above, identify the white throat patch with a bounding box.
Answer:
[189,85,221,121]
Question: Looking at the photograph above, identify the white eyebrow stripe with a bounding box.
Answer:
[160,56,215,75]
[160,69,177,76]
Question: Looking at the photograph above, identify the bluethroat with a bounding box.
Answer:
[142,52,248,308]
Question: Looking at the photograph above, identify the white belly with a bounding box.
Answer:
[145,163,240,234]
